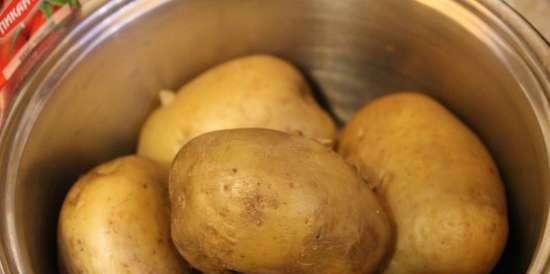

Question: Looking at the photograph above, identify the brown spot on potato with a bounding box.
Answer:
[243,194,265,224]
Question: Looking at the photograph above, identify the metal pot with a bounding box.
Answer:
[0,0,549,273]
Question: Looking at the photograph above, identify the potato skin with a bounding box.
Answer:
[58,156,190,274]
[338,93,508,274]
[138,54,336,168]
[170,129,391,274]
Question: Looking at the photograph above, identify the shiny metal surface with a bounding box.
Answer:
[0,0,549,274]
[505,0,550,43]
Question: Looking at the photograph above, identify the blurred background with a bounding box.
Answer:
[505,0,550,42]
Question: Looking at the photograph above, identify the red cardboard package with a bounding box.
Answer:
[0,0,80,125]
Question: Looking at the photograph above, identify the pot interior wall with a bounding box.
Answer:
[7,0,549,274]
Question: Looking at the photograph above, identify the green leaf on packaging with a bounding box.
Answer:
[47,0,66,7]
[9,27,22,54]
[68,0,81,9]
[40,1,53,19]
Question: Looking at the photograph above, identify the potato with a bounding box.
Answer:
[170,128,391,274]
[138,54,336,168]
[58,156,190,274]
[338,93,508,274]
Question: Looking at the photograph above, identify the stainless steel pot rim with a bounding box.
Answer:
[0,1,549,274]
[472,2,550,273]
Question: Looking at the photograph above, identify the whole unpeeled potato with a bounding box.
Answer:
[58,156,190,274]
[138,54,336,168]
[339,93,508,274]
[170,128,391,274]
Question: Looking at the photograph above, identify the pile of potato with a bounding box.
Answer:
[57,55,508,274]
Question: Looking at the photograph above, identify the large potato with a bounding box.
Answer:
[170,128,391,274]
[338,93,508,274]
[58,156,190,274]
[138,54,336,168]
